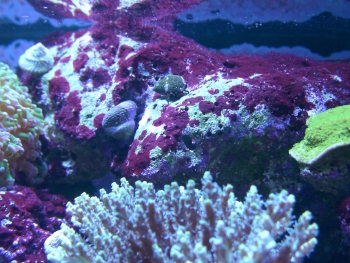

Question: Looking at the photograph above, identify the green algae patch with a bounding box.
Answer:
[289,105,350,165]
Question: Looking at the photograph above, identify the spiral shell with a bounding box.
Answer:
[102,100,137,141]
[19,43,54,74]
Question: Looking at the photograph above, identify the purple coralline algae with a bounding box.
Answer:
[123,53,350,191]
[20,0,350,194]
[0,186,67,262]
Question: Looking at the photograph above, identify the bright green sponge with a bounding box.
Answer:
[289,105,350,165]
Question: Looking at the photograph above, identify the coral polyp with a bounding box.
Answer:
[0,62,47,189]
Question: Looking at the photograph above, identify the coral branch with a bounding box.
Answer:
[45,172,318,263]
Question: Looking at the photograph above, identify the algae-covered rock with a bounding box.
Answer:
[289,105,350,194]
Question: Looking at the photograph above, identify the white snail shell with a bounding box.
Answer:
[19,43,54,74]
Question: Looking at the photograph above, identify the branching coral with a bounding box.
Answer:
[0,62,47,189]
[44,172,318,263]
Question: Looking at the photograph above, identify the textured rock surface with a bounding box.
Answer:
[20,0,206,183]
[20,0,350,194]
[0,186,67,262]
[122,54,350,193]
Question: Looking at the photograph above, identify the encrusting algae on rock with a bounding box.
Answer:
[288,104,350,194]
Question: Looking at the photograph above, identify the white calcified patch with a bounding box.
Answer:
[79,91,112,129]
[62,160,74,177]
[240,104,270,130]
[249,73,262,79]
[148,146,204,171]
[330,74,342,82]
[118,0,145,9]
[135,100,167,145]
[71,0,92,16]
[197,72,245,94]
[49,0,92,17]
[179,74,245,135]
[44,32,147,131]
[149,146,164,162]
[138,63,150,77]
[304,88,336,116]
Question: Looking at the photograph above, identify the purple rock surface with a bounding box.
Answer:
[122,53,350,192]
[18,0,350,194]
[0,186,67,262]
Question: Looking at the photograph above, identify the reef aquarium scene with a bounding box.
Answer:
[1,0,350,262]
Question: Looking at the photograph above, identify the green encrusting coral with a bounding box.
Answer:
[289,105,350,165]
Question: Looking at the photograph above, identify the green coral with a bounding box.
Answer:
[289,105,350,165]
[0,62,47,189]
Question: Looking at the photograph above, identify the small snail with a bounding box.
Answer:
[153,74,188,102]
